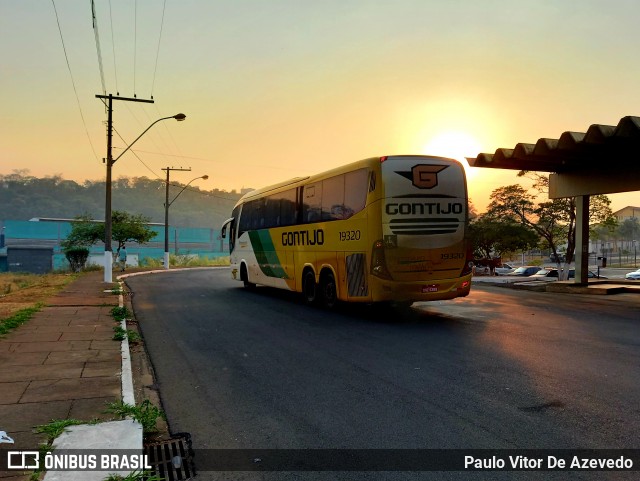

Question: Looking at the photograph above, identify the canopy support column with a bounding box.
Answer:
[575,195,590,284]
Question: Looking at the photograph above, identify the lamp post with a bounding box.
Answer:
[163,173,208,270]
[101,111,186,283]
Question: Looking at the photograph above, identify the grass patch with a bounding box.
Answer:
[104,470,164,481]
[0,303,43,336]
[113,326,141,343]
[105,400,165,434]
[111,306,131,320]
[140,254,230,268]
[34,419,88,444]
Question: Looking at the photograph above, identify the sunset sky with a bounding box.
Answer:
[2,0,640,213]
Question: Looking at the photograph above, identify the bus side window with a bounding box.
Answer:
[302,183,322,223]
[251,199,265,230]
[322,175,345,221]
[265,196,280,229]
[280,189,297,227]
[238,204,250,237]
[344,169,369,217]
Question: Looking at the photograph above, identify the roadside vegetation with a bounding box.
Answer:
[140,254,230,268]
[0,273,76,334]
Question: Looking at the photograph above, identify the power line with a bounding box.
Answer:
[150,0,166,99]
[108,0,119,94]
[110,147,313,173]
[112,126,161,179]
[91,0,106,94]
[50,0,100,164]
[133,0,137,96]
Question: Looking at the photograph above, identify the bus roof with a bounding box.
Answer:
[236,155,460,204]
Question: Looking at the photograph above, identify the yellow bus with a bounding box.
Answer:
[221,155,472,307]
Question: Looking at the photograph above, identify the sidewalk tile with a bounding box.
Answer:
[45,350,119,364]
[20,377,120,403]
[0,400,71,432]
[0,352,49,366]
[0,382,29,404]
[9,341,91,353]
[4,332,62,343]
[1,429,48,450]
[19,325,99,333]
[69,397,119,422]
[82,361,121,378]
[59,332,104,341]
[23,318,71,327]
[89,340,120,351]
[0,363,84,383]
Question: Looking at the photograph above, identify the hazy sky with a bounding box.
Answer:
[2,0,639,212]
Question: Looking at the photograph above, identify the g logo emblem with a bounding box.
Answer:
[411,164,447,189]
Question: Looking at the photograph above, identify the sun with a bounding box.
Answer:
[421,130,482,179]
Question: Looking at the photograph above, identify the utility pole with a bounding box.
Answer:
[96,94,154,283]
[162,167,191,270]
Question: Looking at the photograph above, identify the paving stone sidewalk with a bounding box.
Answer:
[0,271,123,479]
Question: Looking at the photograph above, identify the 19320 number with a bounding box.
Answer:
[339,230,361,241]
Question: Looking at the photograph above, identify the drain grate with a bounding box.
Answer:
[144,433,196,480]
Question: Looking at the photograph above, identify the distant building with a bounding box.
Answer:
[613,206,640,223]
[589,205,640,263]
[0,217,229,273]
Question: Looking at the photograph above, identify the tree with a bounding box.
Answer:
[110,211,157,255]
[60,214,103,250]
[486,179,615,279]
[469,214,538,261]
[62,211,158,257]
[617,217,640,244]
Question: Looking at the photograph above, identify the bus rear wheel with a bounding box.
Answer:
[303,270,317,305]
[320,271,337,309]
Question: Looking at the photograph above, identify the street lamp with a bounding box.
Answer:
[102,112,186,283]
[163,173,208,270]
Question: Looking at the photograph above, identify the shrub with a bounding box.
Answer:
[64,247,90,272]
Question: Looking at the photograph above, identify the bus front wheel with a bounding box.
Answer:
[303,270,317,304]
[241,264,256,289]
[320,271,337,309]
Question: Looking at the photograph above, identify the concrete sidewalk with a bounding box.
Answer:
[0,271,132,480]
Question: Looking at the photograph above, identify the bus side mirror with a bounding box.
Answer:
[221,217,234,239]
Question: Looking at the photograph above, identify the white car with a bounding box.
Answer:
[625,269,640,280]
[494,263,516,275]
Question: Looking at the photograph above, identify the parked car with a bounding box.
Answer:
[549,253,566,263]
[510,266,541,277]
[494,263,516,275]
[625,269,640,280]
[531,268,606,280]
[530,268,559,280]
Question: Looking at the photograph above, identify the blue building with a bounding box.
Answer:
[0,218,229,273]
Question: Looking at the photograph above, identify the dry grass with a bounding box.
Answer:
[0,272,76,321]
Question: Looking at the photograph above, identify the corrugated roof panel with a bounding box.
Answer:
[469,115,640,173]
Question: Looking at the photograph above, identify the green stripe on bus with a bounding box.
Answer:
[248,230,289,279]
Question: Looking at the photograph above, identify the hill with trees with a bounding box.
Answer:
[0,170,242,229]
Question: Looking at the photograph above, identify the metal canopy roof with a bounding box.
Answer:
[468,115,640,173]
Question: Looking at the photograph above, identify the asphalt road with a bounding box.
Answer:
[126,268,639,480]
